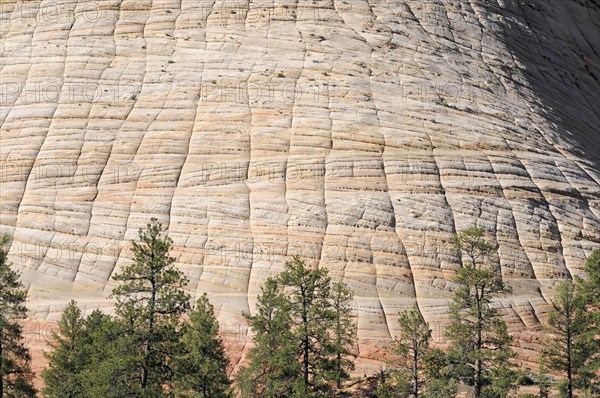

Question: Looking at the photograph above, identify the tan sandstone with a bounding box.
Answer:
[1,0,599,374]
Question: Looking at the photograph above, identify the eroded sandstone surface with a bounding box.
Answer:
[1,0,599,370]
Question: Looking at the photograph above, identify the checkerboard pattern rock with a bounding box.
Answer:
[1,0,599,371]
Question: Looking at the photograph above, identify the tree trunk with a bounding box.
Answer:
[566,311,573,398]
[142,283,156,389]
[303,322,309,390]
[336,308,342,389]
[413,339,419,398]
[475,285,483,398]
[302,285,309,392]
[0,328,3,398]
[142,244,157,389]
[336,347,341,389]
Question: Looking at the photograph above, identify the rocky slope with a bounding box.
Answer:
[1,0,599,370]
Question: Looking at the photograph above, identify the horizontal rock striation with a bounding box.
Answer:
[1,0,599,369]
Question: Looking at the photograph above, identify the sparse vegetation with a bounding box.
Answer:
[175,294,232,398]
[377,305,456,398]
[0,234,37,398]
[34,224,600,397]
[42,221,230,398]
[446,227,516,398]
[540,247,600,397]
[236,257,357,397]
[111,218,191,394]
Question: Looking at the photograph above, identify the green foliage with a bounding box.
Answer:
[542,279,597,398]
[0,233,37,398]
[578,248,600,307]
[575,247,600,392]
[44,303,142,398]
[375,366,412,398]
[236,257,356,397]
[515,371,535,386]
[236,278,299,398]
[42,301,86,397]
[380,306,456,398]
[324,281,356,389]
[452,227,497,269]
[111,218,191,395]
[421,348,457,398]
[446,227,515,398]
[480,364,518,398]
[278,257,337,396]
[387,306,431,397]
[534,360,552,398]
[80,311,143,398]
[175,294,231,398]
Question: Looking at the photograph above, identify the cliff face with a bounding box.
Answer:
[1,0,599,369]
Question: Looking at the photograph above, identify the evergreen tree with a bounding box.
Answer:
[535,358,552,398]
[79,311,137,398]
[236,257,356,397]
[421,348,457,398]
[575,247,600,392]
[175,293,231,398]
[42,305,140,398]
[541,279,595,398]
[376,366,411,398]
[389,306,431,398]
[0,233,36,398]
[446,227,515,398]
[378,306,456,398]
[111,218,191,396]
[42,300,86,398]
[236,278,299,398]
[578,248,600,309]
[327,281,356,389]
[278,256,337,396]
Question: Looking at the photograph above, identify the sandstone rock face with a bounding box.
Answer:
[1,0,599,370]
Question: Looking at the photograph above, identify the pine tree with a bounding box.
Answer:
[0,233,36,398]
[578,248,600,308]
[236,258,356,397]
[575,247,600,392]
[421,348,457,398]
[541,279,595,398]
[535,358,552,398]
[42,300,86,398]
[42,305,138,398]
[175,293,232,398]
[278,256,337,396]
[327,281,356,390]
[446,227,515,398]
[236,278,299,398]
[388,306,431,398]
[79,311,137,398]
[111,218,191,396]
[379,306,456,398]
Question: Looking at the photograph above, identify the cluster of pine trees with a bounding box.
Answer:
[39,219,358,398]
[41,219,231,398]
[0,233,37,397]
[0,222,598,397]
[235,256,356,397]
[376,227,600,398]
